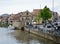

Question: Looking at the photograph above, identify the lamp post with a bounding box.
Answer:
[52,0,58,43]
[52,0,54,22]
[52,0,54,11]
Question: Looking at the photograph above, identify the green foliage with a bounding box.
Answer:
[0,22,9,27]
[34,14,40,22]
[38,6,52,21]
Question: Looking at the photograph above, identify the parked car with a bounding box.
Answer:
[53,22,60,30]
[53,22,60,26]
[46,24,55,30]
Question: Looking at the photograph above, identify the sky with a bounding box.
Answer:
[0,0,60,15]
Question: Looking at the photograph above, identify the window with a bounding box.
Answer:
[47,26,52,28]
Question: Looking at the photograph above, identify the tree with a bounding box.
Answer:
[38,6,52,23]
[34,14,40,22]
[34,13,42,24]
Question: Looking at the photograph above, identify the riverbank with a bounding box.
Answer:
[24,28,60,44]
[0,22,9,27]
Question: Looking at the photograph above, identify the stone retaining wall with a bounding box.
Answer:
[25,29,60,44]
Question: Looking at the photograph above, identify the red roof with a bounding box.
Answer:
[33,9,40,15]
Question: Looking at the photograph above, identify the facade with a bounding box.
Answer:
[8,15,14,24]
[56,16,60,22]
[2,17,8,24]
[51,11,59,22]
[1,14,9,24]
[19,10,33,26]
[32,9,40,16]
[8,14,20,24]
[8,10,33,27]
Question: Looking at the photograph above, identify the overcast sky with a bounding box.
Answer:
[0,0,60,15]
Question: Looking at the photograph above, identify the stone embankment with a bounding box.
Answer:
[25,28,60,44]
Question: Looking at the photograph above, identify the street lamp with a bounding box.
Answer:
[52,0,58,43]
[52,0,54,11]
[52,0,55,22]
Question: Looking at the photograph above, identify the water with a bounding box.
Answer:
[0,27,56,44]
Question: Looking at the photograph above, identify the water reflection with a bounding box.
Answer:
[0,28,56,44]
[11,30,56,44]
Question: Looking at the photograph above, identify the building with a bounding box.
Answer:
[32,9,59,22]
[19,10,33,26]
[32,9,40,16]
[1,14,9,24]
[8,10,33,27]
[51,11,59,22]
[56,16,60,22]
[32,9,42,24]
[0,16,2,22]
[8,13,20,24]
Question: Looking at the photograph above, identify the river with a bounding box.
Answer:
[0,27,56,44]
